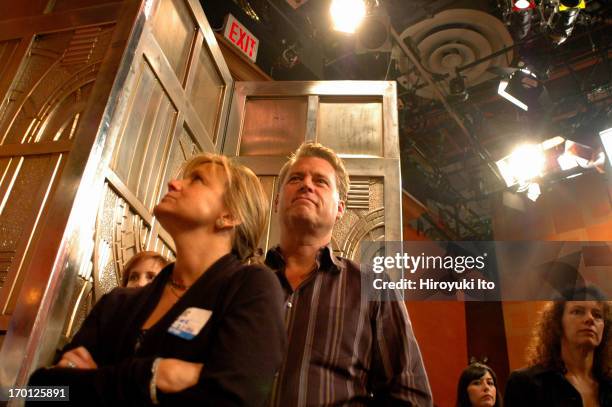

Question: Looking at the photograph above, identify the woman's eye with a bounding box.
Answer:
[128,273,138,281]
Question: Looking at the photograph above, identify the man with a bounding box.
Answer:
[266,142,433,406]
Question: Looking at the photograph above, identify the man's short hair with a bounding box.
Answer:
[277,142,350,201]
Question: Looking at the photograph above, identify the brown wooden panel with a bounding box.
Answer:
[0,0,49,20]
[239,97,308,156]
[0,40,20,83]
[151,0,195,83]
[51,0,120,13]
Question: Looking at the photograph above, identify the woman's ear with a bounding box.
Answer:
[216,214,241,230]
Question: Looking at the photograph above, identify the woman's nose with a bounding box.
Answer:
[168,178,181,191]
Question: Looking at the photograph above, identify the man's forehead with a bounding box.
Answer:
[288,156,336,176]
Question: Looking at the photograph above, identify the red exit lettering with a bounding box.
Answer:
[224,14,259,62]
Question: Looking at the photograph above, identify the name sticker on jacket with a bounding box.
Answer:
[168,307,212,340]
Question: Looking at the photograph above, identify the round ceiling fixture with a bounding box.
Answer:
[395,9,514,98]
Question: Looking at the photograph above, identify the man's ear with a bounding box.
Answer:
[336,199,346,220]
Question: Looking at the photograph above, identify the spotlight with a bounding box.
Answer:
[526,182,541,202]
[600,127,612,162]
[556,140,606,173]
[449,74,469,102]
[330,0,366,33]
[355,12,391,53]
[496,144,545,187]
[498,68,548,111]
[512,0,536,11]
[550,0,585,45]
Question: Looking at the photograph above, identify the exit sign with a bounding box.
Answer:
[223,14,259,63]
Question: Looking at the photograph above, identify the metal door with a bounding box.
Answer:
[223,81,402,259]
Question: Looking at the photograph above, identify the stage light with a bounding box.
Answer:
[498,69,539,111]
[330,0,366,33]
[526,182,541,202]
[496,144,545,187]
[559,0,586,11]
[557,152,579,171]
[513,0,536,10]
[601,127,612,162]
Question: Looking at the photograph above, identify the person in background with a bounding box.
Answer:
[456,362,501,407]
[29,152,286,406]
[266,142,432,406]
[121,251,169,288]
[505,287,612,407]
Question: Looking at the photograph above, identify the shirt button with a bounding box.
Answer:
[287,302,293,308]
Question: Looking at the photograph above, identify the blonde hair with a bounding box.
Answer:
[277,142,350,201]
[181,153,268,263]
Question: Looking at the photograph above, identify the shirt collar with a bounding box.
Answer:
[265,244,343,275]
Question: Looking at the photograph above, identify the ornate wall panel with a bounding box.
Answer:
[0,25,115,145]
[0,0,131,389]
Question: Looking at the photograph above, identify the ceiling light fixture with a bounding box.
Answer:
[330,0,366,33]
[600,127,612,162]
[513,0,536,10]
[498,68,546,111]
[496,144,545,187]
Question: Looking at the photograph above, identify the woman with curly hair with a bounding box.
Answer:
[505,287,612,406]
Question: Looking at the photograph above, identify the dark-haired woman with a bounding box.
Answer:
[456,363,502,407]
[505,289,612,407]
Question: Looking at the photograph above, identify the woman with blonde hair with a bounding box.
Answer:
[505,287,612,406]
[30,153,286,406]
